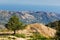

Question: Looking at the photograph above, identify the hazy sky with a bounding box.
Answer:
[0,0,60,12]
[0,0,60,6]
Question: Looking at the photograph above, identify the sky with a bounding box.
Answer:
[0,0,60,13]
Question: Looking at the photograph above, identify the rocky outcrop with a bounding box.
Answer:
[24,23,56,38]
[17,23,56,38]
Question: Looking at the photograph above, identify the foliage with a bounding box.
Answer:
[13,34,26,38]
[46,20,60,39]
[5,15,26,34]
[28,32,51,40]
[46,21,59,29]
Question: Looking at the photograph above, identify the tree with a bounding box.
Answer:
[5,15,26,34]
[56,21,60,39]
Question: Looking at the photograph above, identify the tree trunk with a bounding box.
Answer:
[14,30,16,34]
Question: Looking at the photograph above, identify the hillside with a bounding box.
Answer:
[0,23,56,40]
[17,23,56,38]
[0,10,60,25]
[46,20,60,29]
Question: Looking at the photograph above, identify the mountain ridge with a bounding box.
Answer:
[0,10,60,25]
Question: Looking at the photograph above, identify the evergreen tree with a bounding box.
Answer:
[5,15,26,34]
[56,21,60,39]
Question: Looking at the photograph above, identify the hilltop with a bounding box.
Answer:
[17,23,56,38]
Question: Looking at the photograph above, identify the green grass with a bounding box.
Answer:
[28,32,54,40]
[0,35,15,40]
[13,33,26,38]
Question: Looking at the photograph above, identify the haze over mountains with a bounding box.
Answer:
[0,10,60,25]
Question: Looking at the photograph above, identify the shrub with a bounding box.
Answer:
[28,32,53,40]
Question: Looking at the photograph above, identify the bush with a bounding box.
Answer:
[28,32,53,40]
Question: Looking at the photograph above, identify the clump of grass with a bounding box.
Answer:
[28,32,52,40]
[13,34,26,38]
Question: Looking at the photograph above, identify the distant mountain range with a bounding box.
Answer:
[0,10,60,25]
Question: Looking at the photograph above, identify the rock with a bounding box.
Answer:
[16,38,27,40]
[8,36,17,39]
[26,23,56,38]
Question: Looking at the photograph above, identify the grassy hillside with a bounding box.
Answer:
[0,23,57,40]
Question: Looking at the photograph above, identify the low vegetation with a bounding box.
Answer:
[28,32,46,40]
[13,33,26,38]
[46,20,60,39]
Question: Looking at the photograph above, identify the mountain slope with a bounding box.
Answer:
[46,20,60,29]
[0,10,60,24]
[17,23,56,38]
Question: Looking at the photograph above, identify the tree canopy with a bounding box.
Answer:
[5,15,26,34]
